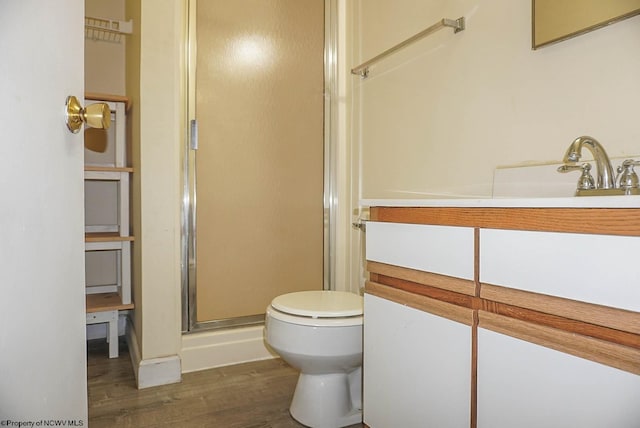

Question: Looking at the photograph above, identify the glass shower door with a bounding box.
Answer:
[186,0,325,329]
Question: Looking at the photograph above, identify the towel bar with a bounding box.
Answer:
[351,17,465,78]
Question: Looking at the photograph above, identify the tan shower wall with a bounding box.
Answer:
[195,0,325,321]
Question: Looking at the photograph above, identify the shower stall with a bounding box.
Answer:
[182,0,337,332]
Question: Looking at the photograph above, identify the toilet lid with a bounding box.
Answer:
[271,291,363,318]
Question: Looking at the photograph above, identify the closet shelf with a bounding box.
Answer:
[84,168,132,181]
[86,292,134,313]
[85,92,132,112]
[85,16,132,44]
[85,232,134,243]
[85,166,134,173]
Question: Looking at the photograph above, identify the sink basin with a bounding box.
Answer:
[360,195,640,208]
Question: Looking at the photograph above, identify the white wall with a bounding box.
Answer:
[350,0,640,198]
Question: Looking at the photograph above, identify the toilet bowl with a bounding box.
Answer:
[264,290,363,428]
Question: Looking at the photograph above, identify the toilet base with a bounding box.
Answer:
[290,371,362,428]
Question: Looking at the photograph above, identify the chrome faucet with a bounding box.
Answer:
[562,136,616,189]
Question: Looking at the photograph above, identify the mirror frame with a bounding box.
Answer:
[532,0,640,49]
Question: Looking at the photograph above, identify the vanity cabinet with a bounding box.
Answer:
[364,206,640,428]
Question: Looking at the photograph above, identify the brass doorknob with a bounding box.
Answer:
[65,96,111,133]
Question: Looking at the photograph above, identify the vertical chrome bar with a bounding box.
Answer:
[181,0,198,332]
[324,0,338,291]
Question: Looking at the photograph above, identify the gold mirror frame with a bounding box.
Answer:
[532,0,640,49]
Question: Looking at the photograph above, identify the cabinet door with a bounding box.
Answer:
[364,294,471,428]
[477,328,640,428]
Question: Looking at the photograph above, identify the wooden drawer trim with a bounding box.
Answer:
[366,281,474,326]
[372,274,475,310]
[367,263,639,350]
[370,207,640,236]
[367,261,476,296]
[481,282,640,337]
[482,297,640,351]
[479,311,640,375]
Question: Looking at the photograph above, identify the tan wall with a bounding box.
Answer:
[350,0,640,199]
[85,0,126,94]
[125,0,184,360]
[125,0,142,358]
[139,0,184,359]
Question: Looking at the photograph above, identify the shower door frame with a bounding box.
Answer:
[181,0,340,332]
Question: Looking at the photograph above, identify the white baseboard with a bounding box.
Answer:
[126,322,142,384]
[180,325,278,373]
[126,323,182,389]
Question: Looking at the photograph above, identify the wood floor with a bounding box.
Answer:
[87,339,364,428]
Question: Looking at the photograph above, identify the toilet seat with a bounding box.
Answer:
[272,291,363,317]
[268,291,363,327]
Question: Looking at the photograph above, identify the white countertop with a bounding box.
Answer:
[361,195,640,208]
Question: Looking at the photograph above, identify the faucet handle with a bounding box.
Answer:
[616,159,640,190]
[557,163,595,190]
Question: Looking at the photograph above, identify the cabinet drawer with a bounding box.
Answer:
[366,222,474,280]
[479,229,640,312]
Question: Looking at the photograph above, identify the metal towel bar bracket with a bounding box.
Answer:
[351,17,465,78]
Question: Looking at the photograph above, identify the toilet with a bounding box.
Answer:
[264,290,363,428]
